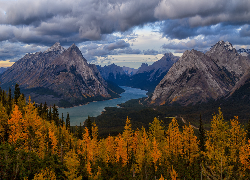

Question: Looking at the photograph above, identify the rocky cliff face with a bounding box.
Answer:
[127,53,179,92]
[206,41,250,81]
[135,53,179,81]
[0,43,117,107]
[151,41,250,106]
[97,53,179,92]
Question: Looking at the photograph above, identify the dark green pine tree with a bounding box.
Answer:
[52,104,59,126]
[14,83,21,104]
[85,116,92,139]
[48,107,52,122]
[7,88,12,116]
[42,102,48,120]
[198,114,206,152]
[38,103,43,116]
[66,113,70,131]
[61,113,64,127]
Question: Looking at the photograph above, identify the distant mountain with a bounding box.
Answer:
[97,53,179,93]
[122,66,138,76]
[237,48,250,57]
[128,53,179,92]
[0,43,123,107]
[96,64,130,85]
[0,67,7,74]
[151,41,250,106]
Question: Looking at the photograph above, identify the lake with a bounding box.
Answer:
[58,86,148,126]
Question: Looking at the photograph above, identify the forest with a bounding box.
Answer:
[1,84,250,179]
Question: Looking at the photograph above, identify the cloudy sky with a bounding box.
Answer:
[0,0,250,68]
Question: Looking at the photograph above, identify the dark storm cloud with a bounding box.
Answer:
[143,49,159,55]
[161,38,218,53]
[160,20,241,40]
[0,41,46,61]
[79,40,141,62]
[104,40,130,51]
[1,0,250,64]
[1,0,250,45]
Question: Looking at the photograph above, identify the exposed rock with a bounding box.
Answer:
[122,66,138,76]
[0,43,120,107]
[151,43,246,105]
[206,40,249,81]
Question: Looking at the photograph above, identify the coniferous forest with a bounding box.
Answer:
[1,84,250,179]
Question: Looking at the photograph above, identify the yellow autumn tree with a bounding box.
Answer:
[8,105,27,146]
[165,118,183,158]
[204,108,230,179]
[115,133,127,165]
[64,150,82,180]
[182,124,199,162]
[149,117,165,143]
[33,167,56,180]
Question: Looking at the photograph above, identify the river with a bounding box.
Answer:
[58,86,148,126]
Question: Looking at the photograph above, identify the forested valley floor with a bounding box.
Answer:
[1,85,250,179]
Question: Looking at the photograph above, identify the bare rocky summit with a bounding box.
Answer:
[0,43,119,107]
[151,41,250,106]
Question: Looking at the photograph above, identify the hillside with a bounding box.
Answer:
[0,43,123,107]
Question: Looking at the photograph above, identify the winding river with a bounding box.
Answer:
[58,86,148,126]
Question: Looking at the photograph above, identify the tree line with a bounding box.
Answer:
[1,85,250,179]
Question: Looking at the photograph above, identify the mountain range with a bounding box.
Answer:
[1,40,250,108]
[97,53,179,92]
[151,41,250,105]
[0,43,123,107]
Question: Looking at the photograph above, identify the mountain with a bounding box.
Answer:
[151,41,250,106]
[97,53,179,93]
[127,53,179,92]
[96,64,130,85]
[122,66,138,76]
[0,43,123,107]
[237,48,250,57]
[206,41,250,81]
[226,69,250,103]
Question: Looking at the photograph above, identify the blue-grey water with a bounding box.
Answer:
[58,86,148,126]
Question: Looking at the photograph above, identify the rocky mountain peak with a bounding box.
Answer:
[237,48,250,56]
[67,43,83,56]
[44,42,65,54]
[206,40,249,79]
[209,40,235,53]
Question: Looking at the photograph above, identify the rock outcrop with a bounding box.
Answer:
[0,43,120,107]
[151,41,250,106]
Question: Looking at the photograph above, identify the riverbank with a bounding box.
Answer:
[58,86,148,126]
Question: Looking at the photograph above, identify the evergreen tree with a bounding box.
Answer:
[48,107,52,122]
[198,114,206,152]
[14,83,21,104]
[66,113,70,131]
[52,104,59,126]
[38,103,43,116]
[85,116,92,139]
[61,113,64,127]
[7,88,12,115]
[42,102,48,120]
